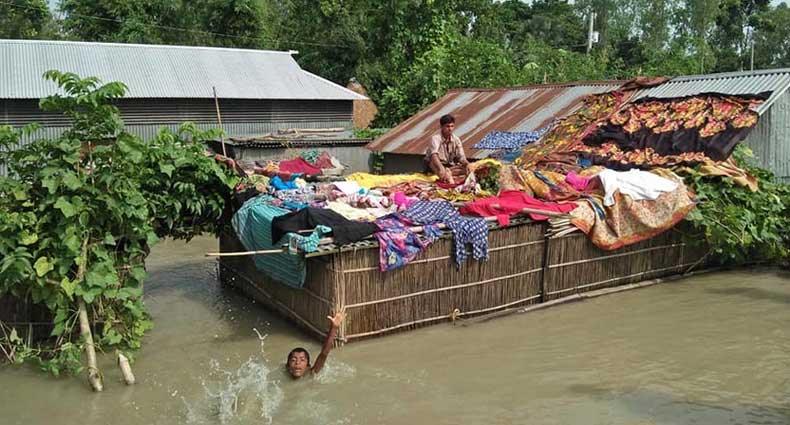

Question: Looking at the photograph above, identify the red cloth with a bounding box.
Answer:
[459,190,577,226]
[436,180,463,189]
[313,152,334,169]
[278,157,322,175]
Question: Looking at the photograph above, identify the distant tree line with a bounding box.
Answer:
[3,0,790,125]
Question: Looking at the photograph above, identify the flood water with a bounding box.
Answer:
[1,236,789,425]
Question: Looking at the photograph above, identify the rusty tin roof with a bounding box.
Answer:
[367,81,624,159]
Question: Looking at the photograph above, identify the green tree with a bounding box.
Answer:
[0,71,237,377]
[0,0,53,39]
[709,0,770,71]
[752,2,790,69]
[60,0,271,47]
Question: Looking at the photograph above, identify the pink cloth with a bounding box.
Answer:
[459,190,577,226]
[565,171,591,191]
[278,157,322,175]
[393,192,414,209]
[313,152,334,168]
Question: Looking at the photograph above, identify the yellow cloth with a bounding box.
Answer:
[430,190,477,202]
[468,158,501,172]
[345,172,438,189]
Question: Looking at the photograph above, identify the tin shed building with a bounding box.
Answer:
[0,39,367,174]
[369,69,790,182]
[365,81,625,173]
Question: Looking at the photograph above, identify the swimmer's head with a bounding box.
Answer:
[286,347,310,379]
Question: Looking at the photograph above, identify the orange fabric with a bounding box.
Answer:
[569,169,696,251]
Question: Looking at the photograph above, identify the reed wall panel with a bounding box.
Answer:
[219,232,337,340]
[542,228,696,301]
[338,223,545,306]
[219,221,707,343]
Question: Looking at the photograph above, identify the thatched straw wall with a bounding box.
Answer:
[220,221,706,343]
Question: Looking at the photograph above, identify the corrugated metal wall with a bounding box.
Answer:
[745,90,790,183]
[2,98,352,126]
[0,98,353,176]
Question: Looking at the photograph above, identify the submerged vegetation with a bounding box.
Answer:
[685,146,790,264]
[0,71,237,377]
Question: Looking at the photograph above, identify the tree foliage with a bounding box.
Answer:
[60,0,271,48]
[0,0,53,39]
[0,71,237,374]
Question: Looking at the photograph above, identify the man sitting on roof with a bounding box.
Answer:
[425,114,471,185]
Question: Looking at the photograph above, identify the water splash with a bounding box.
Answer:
[184,330,284,424]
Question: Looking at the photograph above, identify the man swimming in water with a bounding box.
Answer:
[286,309,346,379]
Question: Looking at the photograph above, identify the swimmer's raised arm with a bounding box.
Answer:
[311,308,346,374]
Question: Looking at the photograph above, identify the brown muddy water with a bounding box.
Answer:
[1,236,789,425]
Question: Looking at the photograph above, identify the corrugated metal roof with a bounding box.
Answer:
[0,39,366,101]
[367,81,623,158]
[633,68,790,114]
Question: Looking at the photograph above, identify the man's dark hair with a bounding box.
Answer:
[287,347,310,365]
[439,114,455,126]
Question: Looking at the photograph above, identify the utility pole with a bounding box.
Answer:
[587,11,596,54]
[749,27,755,71]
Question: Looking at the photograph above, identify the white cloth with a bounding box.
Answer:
[332,181,363,195]
[326,201,376,221]
[597,169,679,206]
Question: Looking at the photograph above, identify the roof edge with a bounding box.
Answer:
[300,70,368,101]
[669,67,790,83]
[0,38,295,55]
[446,80,626,93]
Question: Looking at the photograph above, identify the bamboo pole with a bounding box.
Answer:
[213,86,227,157]
[78,299,102,392]
[74,238,103,392]
[118,352,136,385]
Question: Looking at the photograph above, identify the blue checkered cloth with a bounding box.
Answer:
[402,200,488,266]
[473,123,553,150]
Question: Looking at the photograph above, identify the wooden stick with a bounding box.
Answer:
[118,352,136,385]
[206,248,285,257]
[212,86,227,157]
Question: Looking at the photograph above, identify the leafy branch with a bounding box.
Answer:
[0,71,237,381]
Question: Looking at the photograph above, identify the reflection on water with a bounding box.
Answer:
[0,236,789,425]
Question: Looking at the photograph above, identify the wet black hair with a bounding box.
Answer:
[439,114,455,126]
[287,347,310,365]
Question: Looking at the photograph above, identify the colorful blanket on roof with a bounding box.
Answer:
[581,96,763,161]
[569,169,696,250]
[519,92,627,168]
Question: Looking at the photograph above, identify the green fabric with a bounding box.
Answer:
[300,149,321,164]
[285,225,331,254]
[232,195,324,288]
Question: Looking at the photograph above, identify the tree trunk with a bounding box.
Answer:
[78,299,103,392]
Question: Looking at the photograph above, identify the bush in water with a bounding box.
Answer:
[685,145,790,264]
[0,70,238,376]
